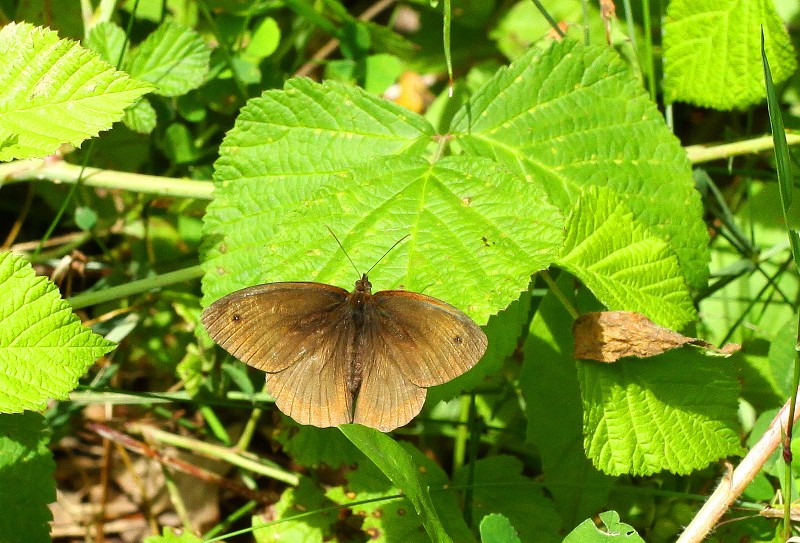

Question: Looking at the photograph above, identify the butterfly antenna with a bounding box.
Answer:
[326,226,362,276]
[365,234,410,276]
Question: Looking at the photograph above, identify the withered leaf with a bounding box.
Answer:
[572,311,740,363]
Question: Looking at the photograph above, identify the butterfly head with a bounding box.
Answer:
[354,273,372,295]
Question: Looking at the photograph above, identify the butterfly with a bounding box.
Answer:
[202,271,487,431]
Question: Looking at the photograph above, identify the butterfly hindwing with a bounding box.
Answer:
[352,322,427,431]
[266,315,355,427]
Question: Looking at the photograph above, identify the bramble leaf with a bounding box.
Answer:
[556,186,696,330]
[0,413,55,543]
[663,0,797,110]
[127,22,210,96]
[0,252,115,413]
[580,348,744,476]
[450,40,708,290]
[0,22,152,161]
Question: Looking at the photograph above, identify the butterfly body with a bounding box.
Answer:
[202,274,487,431]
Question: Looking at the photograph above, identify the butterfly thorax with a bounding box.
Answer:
[348,274,372,322]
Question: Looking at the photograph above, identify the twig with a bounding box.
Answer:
[677,388,800,542]
[86,422,274,504]
[294,0,398,78]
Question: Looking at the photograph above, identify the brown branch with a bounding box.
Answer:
[677,389,800,542]
[85,422,273,505]
[294,0,398,78]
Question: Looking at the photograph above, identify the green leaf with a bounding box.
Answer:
[450,39,708,290]
[663,0,797,110]
[563,511,644,542]
[556,185,696,330]
[161,123,199,164]
[0,413,55,543]
[127,22,210,96]
[326,441,474,542]
[84,21,127,66]
[0,22,153,161]
[0,252,116,413]
[767,317,796,397]
[454,456,561,543]
[252,476,336,543]
[210,78,434,179]
[339,425,454,543]
[202,79,436,305]
[203,153,563,326]
[143,526,204,543]
[365,53,404,95]
[74,206,98,230]
[123,98,157,134]
[520,277,613,526]
[762,28,800,256]
[479,514,521,543]
[243,17,280,61]
[580,349,744,475]
[275,423,368,468]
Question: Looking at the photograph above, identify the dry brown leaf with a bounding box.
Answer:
[572,311,740,363]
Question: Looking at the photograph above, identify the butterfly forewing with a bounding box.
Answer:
[201,282,350,373]
[370,290,488,387]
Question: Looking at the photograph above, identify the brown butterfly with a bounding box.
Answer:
[202,266,487,432]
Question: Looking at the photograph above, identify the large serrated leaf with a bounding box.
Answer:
[203,79,436,302]
[663,0,797,110]
[0,252,116,413]
[0,413,55,543]
[450,39,708,291]
[203,154,563,325]
[556,186,696,330]
[579,349,743,476]
[0,22,152,161]
[127,22,210,96]
[211,78,434,178]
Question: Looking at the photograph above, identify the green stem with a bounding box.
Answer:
[529,0,565,38]
[452,394,470,475]
[640,0,656,101]
[462,393,479,528]
[137,425,299,485]
[539,270,578,319]
[236,383,268,451]
[1,159,214,199]
[685,134,800,165]
[67,265,205,309]
[784,317,800,539]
